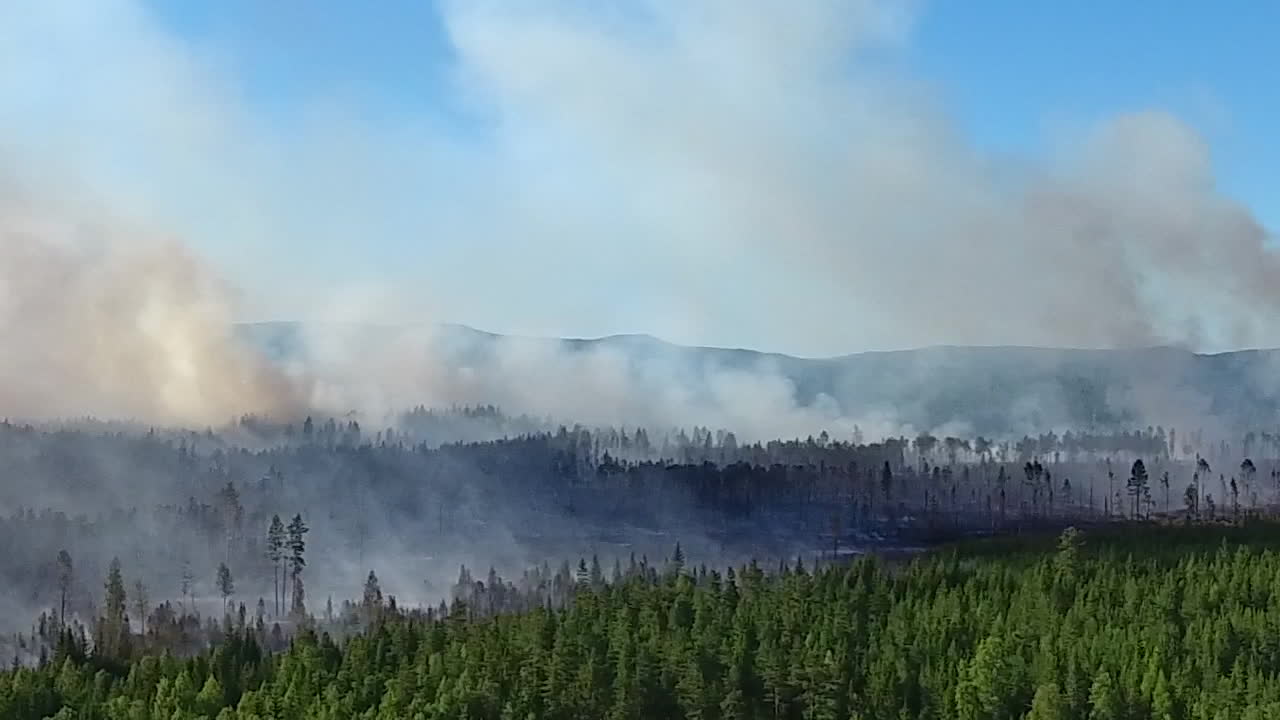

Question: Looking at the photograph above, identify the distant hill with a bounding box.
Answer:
[235,322,1280,437]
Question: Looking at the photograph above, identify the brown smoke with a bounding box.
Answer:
[0,179,305,425]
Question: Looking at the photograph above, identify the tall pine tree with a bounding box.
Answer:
[266,515,285,616]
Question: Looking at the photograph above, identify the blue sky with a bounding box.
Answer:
[147,1,456,117]
[147,0,1277,229]
[911,2,1277,228]
[2,1,1277,355]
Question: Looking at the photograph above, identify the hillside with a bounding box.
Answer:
[235,322,1280,437]
[10,526,1280,719]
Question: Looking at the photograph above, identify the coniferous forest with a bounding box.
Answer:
[3,410,1280,717]
[7,524,1280,718]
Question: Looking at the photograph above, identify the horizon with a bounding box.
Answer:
[234,319,1280,360]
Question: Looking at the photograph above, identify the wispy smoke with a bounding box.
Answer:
[285,323,893,441]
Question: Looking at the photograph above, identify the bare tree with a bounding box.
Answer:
[132,581,149,635]
[56,550,73,626]
[267,515,285,616]
[180,560,194,614]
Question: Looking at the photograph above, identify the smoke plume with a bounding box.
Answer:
[0,179,305,424]
[442,1,1278,353]
[0,1,1276,430]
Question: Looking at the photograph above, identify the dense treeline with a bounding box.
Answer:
[0,542,692,677]
[7,524,1280,718]
[3,412,1280,651]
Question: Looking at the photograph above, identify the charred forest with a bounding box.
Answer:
[1,406,1274,669]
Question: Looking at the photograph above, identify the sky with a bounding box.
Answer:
[146,1,1280,229]
[1,1,1277,357]
[909,2,1277,224]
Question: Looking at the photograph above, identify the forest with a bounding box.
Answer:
[3,408,1280,718]
[6,523,1280,718]
[0,411,1271,632]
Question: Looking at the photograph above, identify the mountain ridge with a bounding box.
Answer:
[236,320,1277,360]
[234,322,1280,436]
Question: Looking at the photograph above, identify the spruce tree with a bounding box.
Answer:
[101,557,128,658]
[363,571,383,626]
[216,563,234,616]
[1027,683,1066,720]
[1088,671,1121,720]
[266,515,285,616]
[1127,459,1149,518]
[286,513,309,613]
[290,574,306,619]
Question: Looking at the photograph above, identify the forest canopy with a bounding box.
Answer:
[5,525,1280,718]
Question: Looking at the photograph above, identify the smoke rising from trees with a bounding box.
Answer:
[0,180,306,425]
